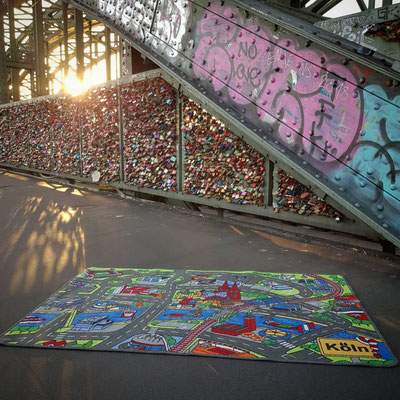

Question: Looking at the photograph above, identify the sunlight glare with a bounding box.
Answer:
[62,74,93,97]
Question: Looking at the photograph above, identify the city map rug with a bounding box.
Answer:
[0,268,397,367]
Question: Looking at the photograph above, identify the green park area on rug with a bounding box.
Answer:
[0,268,397,366]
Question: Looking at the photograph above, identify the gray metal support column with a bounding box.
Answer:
[33,0,47,96]
[78,100,84,175]
[62,1,69,77]
[307,0,342,14]
[30,70,35,97]
[120,40,133,77]
[0,14,8,104]
[28,130,31,167]
[117,84,125,182]
[115,34,119,78]
[88,20,93,73]
[8,0,19,101]
[119,38,123,77]
[176,90,184,193]
[368,0,375,8]
[356,0,367,11]
[105,27,111,81]
[74,8,84,80]
[263,159,274,207]
[382,0,393,5]
[50,130,55,172]
[45,41,51,94]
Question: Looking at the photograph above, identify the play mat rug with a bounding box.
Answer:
[0,268,397,367]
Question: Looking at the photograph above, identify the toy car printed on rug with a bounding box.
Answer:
[0,268,397,367]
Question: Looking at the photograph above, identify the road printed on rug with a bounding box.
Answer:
[0,268,397,366]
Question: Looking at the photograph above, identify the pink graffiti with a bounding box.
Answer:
[196,5,240,44]
[194,5,364,170]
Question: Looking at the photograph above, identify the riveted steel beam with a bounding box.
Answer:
[105,26,111,81]
[62,1,69,76]
[306,0,341,14]
[315,3,400,69]
[0,13,8,104]
[176,88,184,193]
[74,7,84,80]
[356,0,367,11]
[8,0,19,101]
[33,0,47,96]
[63,0,400,249]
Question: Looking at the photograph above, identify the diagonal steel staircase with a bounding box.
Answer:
[66,0,400,248]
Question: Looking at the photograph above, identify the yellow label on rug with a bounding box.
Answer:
[317,338,375,358]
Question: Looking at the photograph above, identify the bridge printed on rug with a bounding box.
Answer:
[0,268,397,366]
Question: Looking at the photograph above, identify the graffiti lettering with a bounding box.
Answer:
[315,99,335,129]
[150,0,191,58]
[194,7,366,167]
[238,42,257,59]
[299,62,313,79]
[233,64,261,88]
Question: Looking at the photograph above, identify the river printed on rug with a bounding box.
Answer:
[0,268,397,366]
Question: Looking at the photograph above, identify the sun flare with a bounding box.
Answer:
[62,74,95,97]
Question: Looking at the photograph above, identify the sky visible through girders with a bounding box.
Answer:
[4,0,400,98]
[62,0,400,95]
[326,0,400,17]
[2,0,121,99]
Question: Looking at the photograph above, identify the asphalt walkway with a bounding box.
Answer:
[0,169,399,400]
